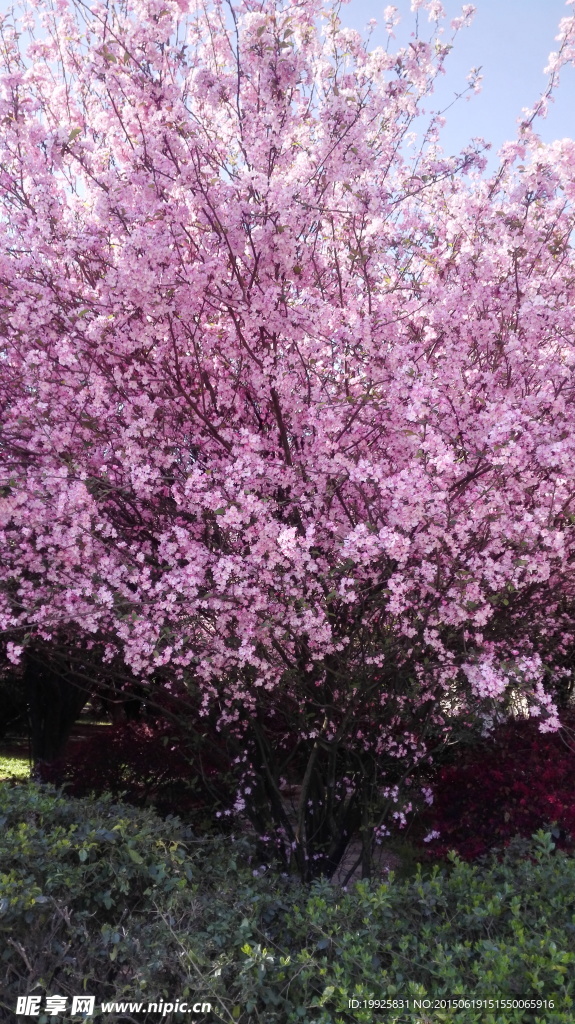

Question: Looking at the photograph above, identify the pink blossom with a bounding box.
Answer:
[1,0,574,878]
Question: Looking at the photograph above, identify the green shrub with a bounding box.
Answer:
[1,783,574,1023]
[0,753,30,780]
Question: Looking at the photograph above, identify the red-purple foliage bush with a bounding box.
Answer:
[424,712,575,861]
[39,720,234,823]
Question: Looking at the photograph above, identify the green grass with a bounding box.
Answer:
[0,753,31,780]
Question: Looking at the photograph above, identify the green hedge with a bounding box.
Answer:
[1,782,574,1024]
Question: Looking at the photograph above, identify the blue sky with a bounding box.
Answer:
[1,0,573,172]
[343,0,575,171]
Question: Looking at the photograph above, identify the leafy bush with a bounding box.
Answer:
[38,720,233,824]
[1,783,575,1023]
[424,712,575,861]
[0,753,30,780]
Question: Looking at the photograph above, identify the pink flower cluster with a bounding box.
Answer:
[2,0,575,868]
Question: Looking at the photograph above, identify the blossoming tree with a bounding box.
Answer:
[2,0,575,878]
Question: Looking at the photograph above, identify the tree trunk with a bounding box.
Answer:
[25,652,88,764]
